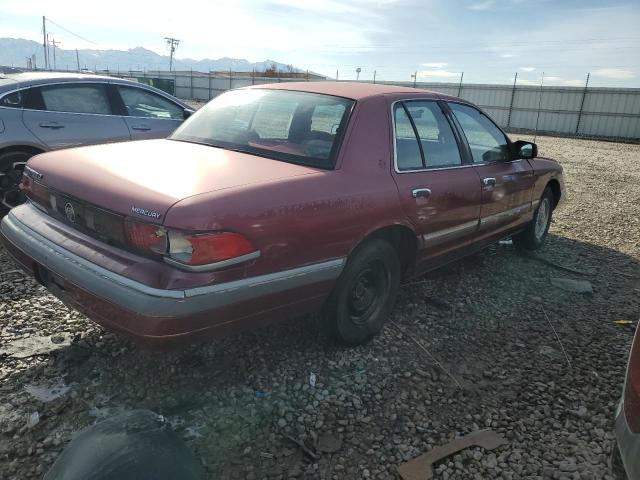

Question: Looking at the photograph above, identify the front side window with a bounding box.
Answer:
[39,84,111,115]
[171,89,353,168]
[118,86,184,120]
[394,101,462,171]
[449,103,509,163]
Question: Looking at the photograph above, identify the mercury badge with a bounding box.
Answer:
[64,202,76,223]
[131,205,162,220]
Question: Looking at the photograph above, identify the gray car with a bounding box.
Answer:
[0,72,194,211]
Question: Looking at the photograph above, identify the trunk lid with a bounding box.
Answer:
[27,139,320,223]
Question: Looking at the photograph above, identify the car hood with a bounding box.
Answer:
[27,139,320,222]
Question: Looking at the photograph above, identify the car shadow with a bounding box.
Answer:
[0,232,637,479]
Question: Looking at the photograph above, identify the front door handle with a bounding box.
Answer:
[483,177,496,187]
[39,122,65,129]
[131,125,151,131]
[412,188,431,198]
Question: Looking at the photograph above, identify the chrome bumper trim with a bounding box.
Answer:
[0,209,345,317]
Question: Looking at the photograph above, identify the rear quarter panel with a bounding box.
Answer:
[528,157,565,205]
[163,95,413,278]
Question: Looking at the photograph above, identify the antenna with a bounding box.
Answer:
[533,71,545,143]
[165,37,180,72]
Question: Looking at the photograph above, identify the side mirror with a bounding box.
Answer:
[183,109,194,120]
[511,140,537,160]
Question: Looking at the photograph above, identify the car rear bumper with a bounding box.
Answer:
[0,207,344,347]
[615,400,640,479]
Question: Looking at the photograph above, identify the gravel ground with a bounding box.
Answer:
[0,135,639,479]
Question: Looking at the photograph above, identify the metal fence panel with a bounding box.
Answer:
[106,70,639,141]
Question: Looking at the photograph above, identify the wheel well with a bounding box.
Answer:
[357,225,418,276]
[547,179,561,208]
[0,145,45,159]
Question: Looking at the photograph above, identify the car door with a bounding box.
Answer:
[390,100,482,267]
[446,102,535,235]
[114,84,185,140]
[21,82,131,150]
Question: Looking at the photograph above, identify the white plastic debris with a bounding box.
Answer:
[26,411,40,429]
[309,372,317,388]
[24,381,70,402]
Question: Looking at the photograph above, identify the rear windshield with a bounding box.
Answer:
[170,89,354,169]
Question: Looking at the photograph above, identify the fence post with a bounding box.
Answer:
[413,71,417,88]
[533,72,545,143]
[506,72,518,127]
[336,70,339,81]
[252,68,255,85]
[457,72,464,97]
[575,73,590,135]
[189,69,193,99]
[229,68,232,90]
[174,70,177,97]
[208,70,212,100]
[373,70,376,84]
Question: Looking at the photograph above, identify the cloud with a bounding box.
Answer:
[520,66,535,72]
[468,0,495,10]
[592,68,635,80]
[419,69,461,79]
[500,53,515,58]
[422,62,448,68]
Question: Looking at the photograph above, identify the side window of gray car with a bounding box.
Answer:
[0,91,23,108]
[117,86,184,120]
[39,84,112,115]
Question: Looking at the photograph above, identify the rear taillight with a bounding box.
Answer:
[124,218,167,254]
[167,230,257,267]
[21,175,51,209]
[624,324,640,432]
[123,217,258,270]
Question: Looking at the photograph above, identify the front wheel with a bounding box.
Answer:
[0,150,32,213]
[323,239,401,346]
[512,186,554,250]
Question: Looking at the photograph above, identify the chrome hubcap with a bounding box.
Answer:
[534,198,550,240]
[0,161,27,210]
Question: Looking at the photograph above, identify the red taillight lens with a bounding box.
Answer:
[124,218,167,254]
[624,324,640,432]
[168,231,256,266]
[21,176,51,209]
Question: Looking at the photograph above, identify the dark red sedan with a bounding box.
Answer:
[0,82,565,347]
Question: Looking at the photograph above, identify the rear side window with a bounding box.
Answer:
[117,86,184,120]
[449,103,508,163]
[394,101,462,171]
[0,91,22,108]
[39,84,111,115]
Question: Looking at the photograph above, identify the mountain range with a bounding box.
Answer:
[0,37,297,73]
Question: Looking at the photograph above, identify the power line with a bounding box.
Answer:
[45,17,97,45]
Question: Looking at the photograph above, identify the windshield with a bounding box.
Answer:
[170,89,354,169]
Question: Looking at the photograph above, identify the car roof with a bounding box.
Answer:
[248,81,441,100]
[0,72,146,93]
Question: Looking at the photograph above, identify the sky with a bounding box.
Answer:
[1,0,639,86]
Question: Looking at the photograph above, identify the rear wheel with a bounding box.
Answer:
[513,186,554,251]
[0,150,32,213]
[323,239,401,346]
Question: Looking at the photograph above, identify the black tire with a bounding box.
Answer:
[323,239,401,346]
[0,150,32,214]
[512,186,554,251]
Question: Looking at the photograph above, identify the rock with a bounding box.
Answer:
[550,278,593,294]
[317,432,343,453]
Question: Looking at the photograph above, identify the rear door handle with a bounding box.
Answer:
[39,122,65,129]
[412,188,431,198]
[131,125,151,131]
[483,177,496,187]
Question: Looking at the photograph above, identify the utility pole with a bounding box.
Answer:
[165,37,180,71]
[42,16,48,69]
[76,49,80,71]
[50,38,61,70]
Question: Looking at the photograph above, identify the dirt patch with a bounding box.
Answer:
[0,135,638,479]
